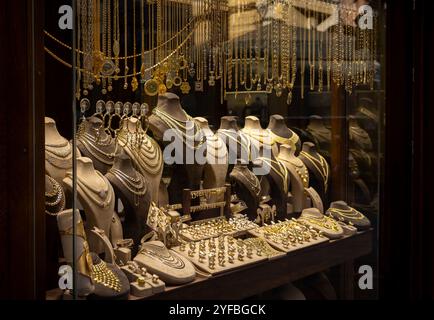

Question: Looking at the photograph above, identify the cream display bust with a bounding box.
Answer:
[195,117,228,202]
[45,117,73,184]
[63,157,116,254]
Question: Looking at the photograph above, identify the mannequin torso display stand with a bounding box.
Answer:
[229,161,262,220]
[106,150,152,253]
[254,147,290,219]
[306,116,332,151]
[299,142,330,201]
[267,115,301,156]
[116,117,163,203]
[277,145,309,213]
[326,201,371,230]
[63,157,117,254]
[195,117,228,202]
[45,117,74,184]
[217,116,251,168]
[349,117,373,151]
[77,116,116,174]
[298,208,344,239]
[242,116,276,159]
[57,209,94,297]
[148,93,204,205]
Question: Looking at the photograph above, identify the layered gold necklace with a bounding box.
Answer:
[116,125,164,177]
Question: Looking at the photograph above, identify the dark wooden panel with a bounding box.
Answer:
[380,0,414,299]
[1,0,45,299]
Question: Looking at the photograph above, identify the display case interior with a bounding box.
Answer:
[42,0,385,300]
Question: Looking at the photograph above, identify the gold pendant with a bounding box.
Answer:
[166,79,174,89]
[173,76,182,87]
[93,51,105,75]
[181,81,191,94]
[158,83,167,95]
[131,77,139,92]
[101,59,116,77]
[144,78,159,96]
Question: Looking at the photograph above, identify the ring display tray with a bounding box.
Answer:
[173,236,268,276]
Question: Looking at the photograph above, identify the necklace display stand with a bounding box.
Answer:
[254,147,290,219]
[217,116,251,171]
[149,93,205,205]
[106,150,152,252]
[116,117,163,203]
[195,117,228,203]
[229,161,261,220]
[77,116,116,174]
[299,142,329,200]
[349,117,373,151]
[268,115,301,156]
[57,209,94,297]
[63,157,116,254]
[134,241,196,285]
[306,116,332,151]
[299,208,344,239]
[326,201,371,230]
[277,145,309,213]
[242,116,275,159]
[45,117,74,184]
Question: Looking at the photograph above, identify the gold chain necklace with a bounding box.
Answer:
[258,157,289,195]
[45,175,66,216]
[140,243,186,270]
[327,207,366,221]
[267,129,300,151]
[278,156,309,189]
[117,129,163,176]
[217,129,251,157]
[231,166,261,197]
[299,214,340,232]
[300,151,329,192]
[77,130,115,166]
[67,171,112,208]
[153,108,205,150]
[108,167,148,206]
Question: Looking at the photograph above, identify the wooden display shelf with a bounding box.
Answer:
[135,230,373,300]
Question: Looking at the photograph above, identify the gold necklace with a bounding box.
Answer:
[327,207,366,222]
[123,0,128,90]
[217,129,251,159]
[45,141,73,169]
[300,151,329,193]
[299,214,340,233]
[152,108,205,150]
[91,260,122,292]
[258,157,289,195]
[278,156,309,189]
[231,166,261,197]
[67,171,113,208]
[267,129,300,151]
[241,127,271,145]
[140,243,186,270]
[108,167,148,206]
[45,175,66,216]
[117,128,163,176]
[131,0,138,92]
[77,127,115,166]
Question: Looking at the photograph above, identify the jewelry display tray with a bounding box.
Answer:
[172,236,268,276]
[247,228,329,253]
[179,226,257,242]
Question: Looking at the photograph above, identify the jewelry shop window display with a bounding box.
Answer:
[41,0,385,300]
